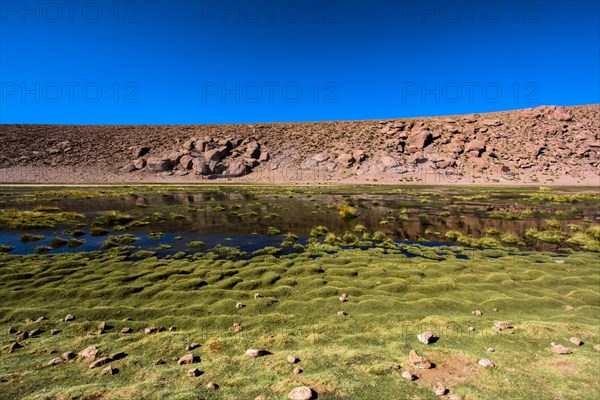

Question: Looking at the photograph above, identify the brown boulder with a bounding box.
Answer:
[409,350,432,369]
[89,356,112,369]
[336,153,355,168]
[408,131,434,149]
[288,386,314,400]
[147,157,173,172]
[192,158,211,175]
[179,155,194,170]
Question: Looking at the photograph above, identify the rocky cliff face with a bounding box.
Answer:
[0,105,598,184]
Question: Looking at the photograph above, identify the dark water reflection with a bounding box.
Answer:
[1,188,598,254]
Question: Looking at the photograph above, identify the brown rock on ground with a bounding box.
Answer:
[288,386,314,400]
[409,350,432,369]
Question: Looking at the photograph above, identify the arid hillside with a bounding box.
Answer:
[1,105,598,185]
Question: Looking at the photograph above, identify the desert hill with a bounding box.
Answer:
[0,105,598,185]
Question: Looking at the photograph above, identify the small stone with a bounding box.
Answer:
[50,329,60,335]
[594,344,600,352]
[473,310,483,316]
[401,371,414,380]
[570,337,583,346]
[101,365,115,375]
[563,305,575,311]
[292,367,303,375]
[235,302,245,309]
[254,293,261,299]
[79,346,98,362]
[287,355,299,364]
[98,322,107,331]
[8,342,22,353]
[89,357,112,369]
[48,357,62,366]
[551,344,572,355]
[157,327,166,332]
[186,343,201,351]
[494,321,510,330]
[24,318,33,323]
[144,327,157,334]
[246,349,261,357]
[16,331,29,341]
[487,348,495,353]
[339,296,347,302]
[187,368,201,377]
[493,308,499,312]
[337,311,347,317]
[120,327,132,334]
[169,326,177,331]
[63,314,75,322]
[61,351,76,360]
[153,358,166,365]
[417,331,434,345]
[409,350,432,369]
[35,316,46,322]
[230,322,242,332]
[109,351,126,360]
[288,386,314,400]
[177,353,196,365]
[468,327,475,332]
[478,359,495,368]
[207,382,219,390]
[435,384,447,396]
[448,395,463,400]
[29,328,41,337]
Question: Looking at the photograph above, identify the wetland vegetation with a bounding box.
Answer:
[0,185,598,399]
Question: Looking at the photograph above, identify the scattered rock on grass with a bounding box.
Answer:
[570,337,583,346]
[144,327,157,334]
[287,355,299,364]
[9,342,22,353]
[448,395,463,400]
[207,382,219,390]
[178,353,197,364]
[110,351,126,360]
[435,384,447,396]
[35,316,45,322]
[487,348,495,353]
[89,357,112,369]
[550,343,572,355]
[50,329,61,335]
[563,305,575,311]
[401,371,415,380]
[101,365,115,375]
[29,328,41,337]
[154,359,166,365]
[409,350,432,369]
[467,327,475,332]
[16,332,29,341]
[337,311,347,317]
[494,321,510,331]
[254,293,261,299]
[79,346,98,362]
[63,314,75,322]
[292,367,303,375]
[246,349,265,358]
[121,327,132,334]
[478,359,495,368]
[417,331,434,345]
[594,345,600,352]
[288,386,314,400]
[61,351,76,360]
[187,368,201,377]
[230,322,242,333]
[236,302,245,309]
[98,322,107,331]
[48,357,62,366]
[472,310,483,316]
[186,343,201,351]
[339,293,348,302]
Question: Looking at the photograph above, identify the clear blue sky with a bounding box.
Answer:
[1,0,598,124]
